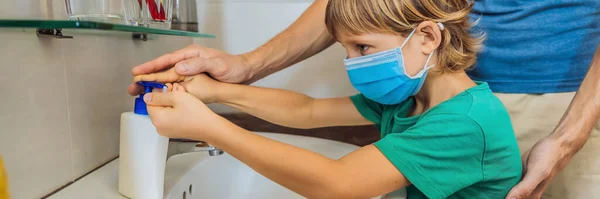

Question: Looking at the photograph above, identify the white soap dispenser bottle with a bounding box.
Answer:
[119,82,169,199]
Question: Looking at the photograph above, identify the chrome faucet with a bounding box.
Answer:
[167,139,224,159]
[192,141,224,156]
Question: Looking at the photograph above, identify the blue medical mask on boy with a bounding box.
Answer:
[344,26,438,105]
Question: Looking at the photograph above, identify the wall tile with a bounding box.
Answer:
[62,32,137,177]
[63,32,193,177]
[0,30,73,199]
[0,0,67,20]
[132,35,194,65]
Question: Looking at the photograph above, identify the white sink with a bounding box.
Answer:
[163,133,406,199]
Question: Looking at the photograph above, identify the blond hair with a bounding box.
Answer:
[325,0,483,72]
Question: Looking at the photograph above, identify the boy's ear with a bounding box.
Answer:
[416,21,442,55]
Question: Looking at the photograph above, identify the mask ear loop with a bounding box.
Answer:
[400,28,417,48]
[408,50,436,78]
[406,22,444,78]
[424,50,436,70]
[423,22,445,71]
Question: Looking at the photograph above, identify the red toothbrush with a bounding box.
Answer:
[137,0,166,20]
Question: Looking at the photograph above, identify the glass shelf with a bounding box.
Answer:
[0,19,215,38]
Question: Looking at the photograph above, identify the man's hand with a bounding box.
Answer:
[507,45,600,199]
[128,44,252,96]
[506,136,581,199]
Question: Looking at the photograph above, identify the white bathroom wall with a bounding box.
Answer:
[0,1,193,198]
[193,0,357,113]
[0,32,193,199]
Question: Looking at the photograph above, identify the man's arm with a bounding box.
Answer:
[129,0,333,95]
[506,45,600,199]
[242,0,335,83]
[552,45,600,158]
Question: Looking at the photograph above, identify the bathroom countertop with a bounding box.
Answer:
[47,159,127,199]
[47,151,211,199]
[44,131,363,199]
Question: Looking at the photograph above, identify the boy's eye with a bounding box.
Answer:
[357,44,370,53]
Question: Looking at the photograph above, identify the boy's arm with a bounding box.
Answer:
[135,73,371,129]
[210,122,407,199]
[216,83,373,129]
[146,90,407,199]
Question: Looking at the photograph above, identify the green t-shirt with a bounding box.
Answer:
[351,82,521,199]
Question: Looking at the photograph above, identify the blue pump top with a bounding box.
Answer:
[134,81,166,115]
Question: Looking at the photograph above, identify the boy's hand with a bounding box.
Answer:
[178,74,224,104]
[144,88,224,141]
[134,71,223,103]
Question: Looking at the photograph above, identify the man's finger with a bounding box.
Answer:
[505,168,546,199]
[144,92,177,107]
[174,57,222,76]
[505,182,534,199]
[531,166,559,199]
[132,45,204,76]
